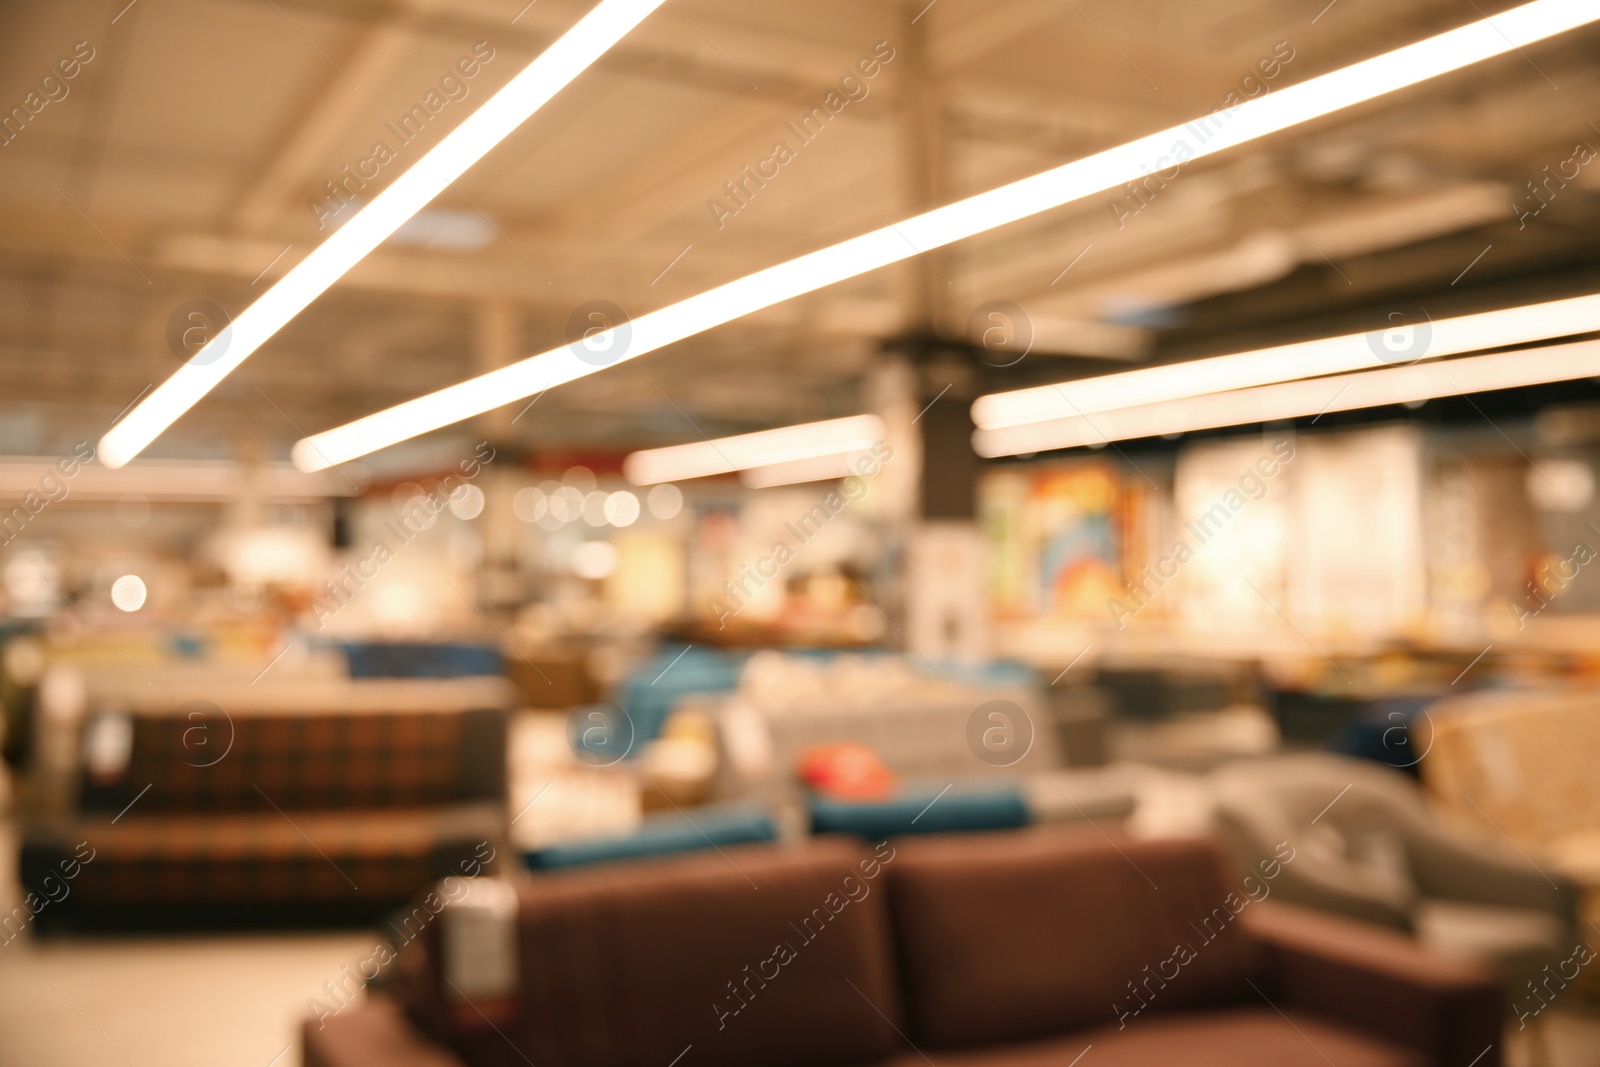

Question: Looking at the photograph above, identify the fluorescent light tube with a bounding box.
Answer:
[972,338,1600,456]
[623,416,884,485]
[739,450,877,489]
[96,0,666,469]
[973,292,1600,430]
[291,0,1600,471]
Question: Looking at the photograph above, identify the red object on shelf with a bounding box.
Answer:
[796,742,897,801]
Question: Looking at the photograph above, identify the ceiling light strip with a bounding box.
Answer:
[972,338,1600,456]
[973,292,1600,430]
[739,451,877,489]
[622,415,884,485]
[292,0,1600,470]
[96,0,666,470]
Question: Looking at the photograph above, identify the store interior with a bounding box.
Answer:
[4,1,1600,1065]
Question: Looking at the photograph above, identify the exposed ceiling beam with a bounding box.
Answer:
[232,9,423,231]
[258,0,873,89]
[927,0,1063,74]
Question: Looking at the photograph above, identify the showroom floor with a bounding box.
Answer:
[0,808,370,1067]
[0,928,371,1067]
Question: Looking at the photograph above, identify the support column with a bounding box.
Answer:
[891,2,989,663]
[473,301,523,613]
[473,301,519,443]
[892,2,953,341]
[903,346,990,663]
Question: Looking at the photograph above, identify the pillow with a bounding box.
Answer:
[887,829,1266,1046]
[797,742,896,800]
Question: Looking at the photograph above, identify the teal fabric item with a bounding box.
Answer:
[523,802,776,870]
[606,646,1037,750]
[808,786,1029,839]
[339,640,502,678]
[611,645,747,747]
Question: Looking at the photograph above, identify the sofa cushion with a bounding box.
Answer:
[24,804,500,915]
[808,785,1028,839]
[886,828,1265,1047]
[419,839,903,1067]
[79,707,507,814]
[884,1007,1425,1067]
[522,802,776,870]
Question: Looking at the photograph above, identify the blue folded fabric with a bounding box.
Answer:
[611,645,746,745]
[807,786,1029,839]
[1332,695,1440,777]
[340,641,502,679]
[523,803,777,870]
[605,647,1040,749]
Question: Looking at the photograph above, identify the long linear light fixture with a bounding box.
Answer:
[972,338,1600,457]
[739,451,878,489]
[973,292,1600,430]
[291,0,1600,471]
[96,0,666,470]
[623,415,884,485]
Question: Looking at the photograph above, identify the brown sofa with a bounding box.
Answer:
[20,704,506,929]
[305,828,1502,1067]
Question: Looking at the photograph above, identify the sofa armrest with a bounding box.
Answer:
[303,996,467,1067]
[1243,901,1502,1067]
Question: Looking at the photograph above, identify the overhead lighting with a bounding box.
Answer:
[111,575,148,613]
[739,450,878,489]
[973,292,1600,430]
[622,416,884,485]
[972,338,1600,456]
[290,0,1600,470]
[646,483,683,519]
[96,0,666,470]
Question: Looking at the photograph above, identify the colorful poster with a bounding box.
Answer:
[981,462,1122,619]
[1035,465,1122,616]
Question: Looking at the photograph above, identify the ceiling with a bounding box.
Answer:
[2,0,1598,465]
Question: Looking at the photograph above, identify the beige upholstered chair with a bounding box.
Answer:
[1211,752,1578,1008]
[1420,686,1600,888]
